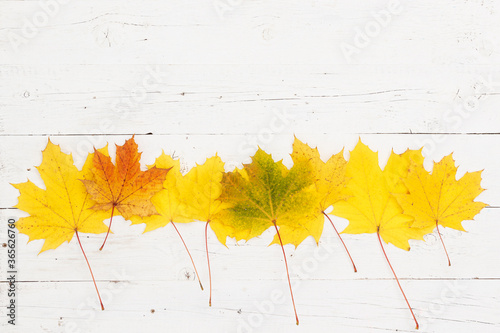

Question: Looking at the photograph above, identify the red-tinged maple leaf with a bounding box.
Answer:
[81,136,170,250]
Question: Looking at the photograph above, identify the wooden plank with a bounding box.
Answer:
[0,65,499,135]
[1,1,499,65]
[0,279,498,332]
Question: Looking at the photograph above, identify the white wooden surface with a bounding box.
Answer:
[1,0,500,332]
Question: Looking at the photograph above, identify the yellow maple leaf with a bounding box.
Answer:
[12,140,110,309]
[290,137,349,210]
[333,140,429,251]
[180,155,227,222]
[396,154,486,231]
[332,140,428,329]
[394,154,487,265]
[129,152,191,232]
[129,152,204,290]
[290,137,357,272]
[177,155,227,307]
[384,147,425,194]
[13,141,110,252]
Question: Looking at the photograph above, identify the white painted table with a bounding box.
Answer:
[1,1,499,332]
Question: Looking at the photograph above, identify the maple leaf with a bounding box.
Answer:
[333,141,430,250]
[212,148,324,325]
[290,137,357,272]
[291,137,350,210]
[130,152,191,232]
[214,149,323,247]
[129,152,203,289]
[395,154,487,266]
[12,140,111,310]
[81,136,169,250]
[332,140,431,329]
[384,147,425,194]
[178,155,227,306]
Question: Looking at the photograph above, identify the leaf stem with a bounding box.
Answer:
[99,204,115,251]
[205,221,212,306]
[272,220,299,325]
[377,231,418,330]
[171,220,204,290]
[322,211,357,272]
[436,221,451,266]
[75,230,104,311]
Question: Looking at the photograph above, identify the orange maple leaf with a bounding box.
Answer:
[81,136,170,250]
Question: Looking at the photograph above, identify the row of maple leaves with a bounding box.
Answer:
[12,136,486,329]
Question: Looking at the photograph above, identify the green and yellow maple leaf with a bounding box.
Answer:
[213,148,323,247]
[211,147,323,324]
